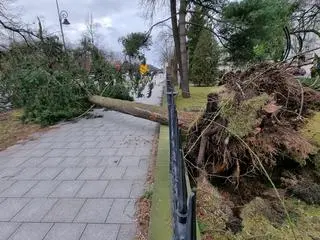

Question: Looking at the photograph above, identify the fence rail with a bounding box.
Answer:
[166,75,197,240]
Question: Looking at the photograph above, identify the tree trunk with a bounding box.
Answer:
[88,95,192,130]
[89,95,169,125]
[170,0,183,89]
[179,0,190,98]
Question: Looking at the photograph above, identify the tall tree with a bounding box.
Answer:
[179,0,190,97]
[187,5,206,70]
[170,0,182,87]
[190,29,220,86]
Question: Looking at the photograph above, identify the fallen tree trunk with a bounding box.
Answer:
[89,95,169,125]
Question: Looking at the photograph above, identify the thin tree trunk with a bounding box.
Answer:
[170,0,183,89]
[179,0,190,98]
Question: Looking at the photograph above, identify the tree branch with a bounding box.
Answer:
[290,29,320,38]
[0,19,38,45]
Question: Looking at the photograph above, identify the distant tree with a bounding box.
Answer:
[190,29,220,86]
[187,5,206,68]
[119,32,151,80]
[219,0,293,65]
[119,32,152,60]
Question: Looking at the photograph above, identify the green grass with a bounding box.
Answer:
[175,86,223,111]
[149,126,172,240]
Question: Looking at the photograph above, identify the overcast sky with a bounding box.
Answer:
[10,0,169,67]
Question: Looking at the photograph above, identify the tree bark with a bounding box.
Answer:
[89,95,169,125]
[88,95,192,130]
[179,0,190,98]
[170,0,183,89]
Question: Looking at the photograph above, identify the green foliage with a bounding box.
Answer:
[190,29,220,86]
[220,0,293,65]
[119,32,152,59]
[187,6,207,67]
[299,77,320,91]
[0,36,132,126]
[220,93,269,137]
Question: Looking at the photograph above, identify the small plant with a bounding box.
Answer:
[142,185,154,200]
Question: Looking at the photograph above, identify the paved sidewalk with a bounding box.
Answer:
[0,77,165,240]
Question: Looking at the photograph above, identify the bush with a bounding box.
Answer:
[190,29,220,86]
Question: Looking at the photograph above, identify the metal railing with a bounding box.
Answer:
[166,76,197,240]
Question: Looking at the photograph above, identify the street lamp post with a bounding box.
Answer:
[55,0,70,50]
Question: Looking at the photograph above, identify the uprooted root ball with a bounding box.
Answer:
[185,63,320,202]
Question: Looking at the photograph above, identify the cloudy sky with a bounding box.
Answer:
[10,0,169,67]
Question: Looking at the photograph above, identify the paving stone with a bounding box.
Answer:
[96,141,115,148]
[81,141,98,148]
[78,157,103,167]
[28,149,50,157]
[74,199,113,223]
[41,157,64,167]
[64,148,84,157]
[0,181,37,197]
[106,199,135,224]
[24,181,61,197]
[118,156,140,166]
[79,149,101,157]
[50,181,84,198]
[122,166,147,180]
[103,180,132,198]
[77,168,105,180]
[117,224,136,240]
[129,180,145,198]
[33,143,52,150]
[20,157,46,167]
[12,199,57,222]
[65,142,84,148]
[82,134,99,140]
[2,158,28,168]
[45,149,67,158]
[100,167,126,180]
[0,222,20,240]
[76,181,109,198]
[133,147,152,156]
[0,180,15,194]
[8,223,53,240]
[33,168,63,180]
[43,223,86,240]
[97,156,121,167]
[59,157,82,167]
[13,168,43,180]
[80,224,119,240]
[0,198,30,221]
[50,142,70,148]
[55,168,84,180]
[0,168,22,180]
[7,151,31,159]
[97,148,118,156]
[138,158,149,169]
[42,199,85,222]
